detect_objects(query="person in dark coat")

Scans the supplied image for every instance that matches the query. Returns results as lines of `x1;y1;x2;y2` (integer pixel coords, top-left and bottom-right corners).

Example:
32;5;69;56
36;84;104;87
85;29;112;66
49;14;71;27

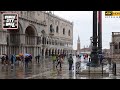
37;55;40;63
10;55;16;65
5;55;9;65
29;55;32;63
68;54;73;70
56;54;62;69
25;56;29;67
1;56;5;65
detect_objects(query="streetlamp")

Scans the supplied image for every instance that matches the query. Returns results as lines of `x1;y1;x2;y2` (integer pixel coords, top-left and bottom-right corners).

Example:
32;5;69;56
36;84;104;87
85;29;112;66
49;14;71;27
98;11;102;55
90;11;99;67
90;37;93;51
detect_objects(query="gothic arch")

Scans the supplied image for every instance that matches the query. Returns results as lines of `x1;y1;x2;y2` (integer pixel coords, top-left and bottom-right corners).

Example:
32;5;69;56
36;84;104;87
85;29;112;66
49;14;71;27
55;48;57;55
114;43;118;49
68;30;70;36
25;24;38;36
58;49;60;55
56;26;59;33
63;28;65;35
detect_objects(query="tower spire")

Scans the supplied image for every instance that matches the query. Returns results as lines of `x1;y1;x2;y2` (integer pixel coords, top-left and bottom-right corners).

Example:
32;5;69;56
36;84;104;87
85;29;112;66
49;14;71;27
77;35;80;52
78;35;80;42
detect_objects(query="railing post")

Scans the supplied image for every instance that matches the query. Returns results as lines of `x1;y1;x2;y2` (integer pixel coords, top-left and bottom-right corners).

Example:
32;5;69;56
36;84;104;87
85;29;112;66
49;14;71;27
102;62;103;75
114;62;116;76
88;58;90;76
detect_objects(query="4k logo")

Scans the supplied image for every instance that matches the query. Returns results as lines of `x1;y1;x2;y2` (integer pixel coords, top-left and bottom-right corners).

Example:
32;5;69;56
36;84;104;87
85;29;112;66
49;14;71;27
2;13;18;29
105;11;113;16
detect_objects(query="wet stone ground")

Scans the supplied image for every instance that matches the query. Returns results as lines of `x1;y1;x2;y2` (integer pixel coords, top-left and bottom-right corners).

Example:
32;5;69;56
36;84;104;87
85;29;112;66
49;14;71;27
0;56;119;79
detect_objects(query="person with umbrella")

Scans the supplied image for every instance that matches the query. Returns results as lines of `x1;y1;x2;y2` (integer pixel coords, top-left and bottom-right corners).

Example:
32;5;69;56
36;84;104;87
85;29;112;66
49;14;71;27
1;55;6;65
24;55;30;68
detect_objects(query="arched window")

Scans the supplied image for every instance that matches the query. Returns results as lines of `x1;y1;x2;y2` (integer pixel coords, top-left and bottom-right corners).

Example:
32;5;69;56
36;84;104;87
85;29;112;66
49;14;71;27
47;39;48;44
56;26;59;33
115;44;118;49
50;24;53;33
42;37;44;44
63;28;65;35
68;30;70;36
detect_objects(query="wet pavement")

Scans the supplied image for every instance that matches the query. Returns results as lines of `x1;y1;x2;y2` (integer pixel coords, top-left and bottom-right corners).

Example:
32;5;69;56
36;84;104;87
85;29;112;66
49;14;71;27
0;56;119;79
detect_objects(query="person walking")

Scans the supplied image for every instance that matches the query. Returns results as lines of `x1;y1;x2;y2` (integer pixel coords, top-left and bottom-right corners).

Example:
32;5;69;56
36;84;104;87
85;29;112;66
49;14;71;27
35;55;38;63
56;55;63;69
52;54;56;65
25;56;29;68
68;54;73;70
1;55;5;65
10;55;16;65
29;54;32;63
5;55;9;65
37;54;40;63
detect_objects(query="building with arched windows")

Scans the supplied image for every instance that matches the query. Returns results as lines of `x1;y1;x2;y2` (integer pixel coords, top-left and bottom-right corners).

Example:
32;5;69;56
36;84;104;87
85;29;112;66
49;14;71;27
0;11;73;58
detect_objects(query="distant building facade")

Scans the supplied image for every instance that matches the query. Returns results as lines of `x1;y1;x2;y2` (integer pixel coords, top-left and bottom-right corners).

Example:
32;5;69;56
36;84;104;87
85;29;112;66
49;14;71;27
110;32;120;61
102;49;110;58
80;46;91;54
0;11;73;57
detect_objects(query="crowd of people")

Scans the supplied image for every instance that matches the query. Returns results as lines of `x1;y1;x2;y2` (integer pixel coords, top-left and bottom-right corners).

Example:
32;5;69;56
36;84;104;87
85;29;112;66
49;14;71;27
0;53;75;72
76;53;89;60
0;54;33;67
51;53;74;71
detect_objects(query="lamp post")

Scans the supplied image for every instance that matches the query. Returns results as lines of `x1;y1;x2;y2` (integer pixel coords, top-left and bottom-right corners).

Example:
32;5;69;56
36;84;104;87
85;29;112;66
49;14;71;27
90;37;93;51
90;11;99;67
98;11;102;55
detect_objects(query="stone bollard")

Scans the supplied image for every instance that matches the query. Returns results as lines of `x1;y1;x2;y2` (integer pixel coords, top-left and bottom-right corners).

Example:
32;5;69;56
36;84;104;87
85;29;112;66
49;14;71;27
112;62;116;76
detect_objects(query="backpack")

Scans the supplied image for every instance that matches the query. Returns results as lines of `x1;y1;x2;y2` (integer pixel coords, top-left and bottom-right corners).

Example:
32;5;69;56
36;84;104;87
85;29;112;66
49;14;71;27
68;57;73;64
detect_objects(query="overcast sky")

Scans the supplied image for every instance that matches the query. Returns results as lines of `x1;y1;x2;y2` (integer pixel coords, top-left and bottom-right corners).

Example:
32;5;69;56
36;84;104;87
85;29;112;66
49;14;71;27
53;11;120;50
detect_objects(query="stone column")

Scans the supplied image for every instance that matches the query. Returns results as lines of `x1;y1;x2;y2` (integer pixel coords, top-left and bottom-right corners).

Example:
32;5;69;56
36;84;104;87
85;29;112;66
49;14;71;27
37;47;39;55
21;34;25;45
22;46;23;54
47;49;49;56
43;48;46;58
9;46;11;55
5;45;6;54
34;47;36;58
55;49;57;55
44;37;46;45
67;50;68;56
110;43;114;60
40;47;42;57
0;45;2;55
36;47;37;56
51;49;53;55
46;38;47;45
39;47;42;56
24;46;26;54
41;37;42;45
53;49;55;54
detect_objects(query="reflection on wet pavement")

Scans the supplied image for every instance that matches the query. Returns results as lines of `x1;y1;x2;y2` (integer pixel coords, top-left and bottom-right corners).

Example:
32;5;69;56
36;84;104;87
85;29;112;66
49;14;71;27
0;56;119;79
